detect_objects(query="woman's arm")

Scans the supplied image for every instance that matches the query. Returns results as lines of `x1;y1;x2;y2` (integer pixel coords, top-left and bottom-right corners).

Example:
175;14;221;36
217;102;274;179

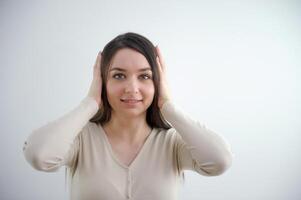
161;101;233;176
23;96;99;172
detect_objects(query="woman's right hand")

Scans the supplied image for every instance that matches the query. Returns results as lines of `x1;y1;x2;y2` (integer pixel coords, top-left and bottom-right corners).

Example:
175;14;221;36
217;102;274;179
87;51;102;108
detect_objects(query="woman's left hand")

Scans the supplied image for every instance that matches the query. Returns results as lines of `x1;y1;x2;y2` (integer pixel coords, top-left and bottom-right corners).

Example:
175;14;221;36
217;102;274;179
156;45;172;109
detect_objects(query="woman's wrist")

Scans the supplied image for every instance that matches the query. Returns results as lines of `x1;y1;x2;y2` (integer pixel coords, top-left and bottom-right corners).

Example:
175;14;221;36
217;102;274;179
158;98;171;110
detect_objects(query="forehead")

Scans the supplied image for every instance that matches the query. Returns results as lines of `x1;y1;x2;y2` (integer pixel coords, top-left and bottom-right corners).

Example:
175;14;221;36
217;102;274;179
110;48;151;71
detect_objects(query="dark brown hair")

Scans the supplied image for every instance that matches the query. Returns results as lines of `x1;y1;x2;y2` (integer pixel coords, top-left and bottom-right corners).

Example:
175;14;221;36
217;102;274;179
89;32;171;129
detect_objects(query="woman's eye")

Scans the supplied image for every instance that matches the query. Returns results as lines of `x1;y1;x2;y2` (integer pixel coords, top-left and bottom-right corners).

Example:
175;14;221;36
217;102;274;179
113;74;125;79
140;74;152;80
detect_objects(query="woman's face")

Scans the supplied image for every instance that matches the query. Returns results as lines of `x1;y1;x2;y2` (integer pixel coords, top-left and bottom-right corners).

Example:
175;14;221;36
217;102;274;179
106;48;155;118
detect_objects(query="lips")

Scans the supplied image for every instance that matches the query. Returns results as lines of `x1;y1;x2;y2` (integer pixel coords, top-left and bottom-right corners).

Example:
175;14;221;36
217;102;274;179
121;99;142;103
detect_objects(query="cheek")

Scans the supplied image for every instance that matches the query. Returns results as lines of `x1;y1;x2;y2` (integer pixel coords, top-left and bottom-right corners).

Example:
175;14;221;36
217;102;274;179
144;83;155;99
106;83;123;100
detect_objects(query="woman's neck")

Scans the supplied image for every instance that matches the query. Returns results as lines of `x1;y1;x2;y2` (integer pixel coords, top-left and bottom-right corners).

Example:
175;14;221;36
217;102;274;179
103;112;152;144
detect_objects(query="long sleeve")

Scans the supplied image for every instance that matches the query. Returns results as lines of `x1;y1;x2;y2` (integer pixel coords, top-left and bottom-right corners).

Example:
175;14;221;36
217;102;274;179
23;96;99;172
161;101;233;176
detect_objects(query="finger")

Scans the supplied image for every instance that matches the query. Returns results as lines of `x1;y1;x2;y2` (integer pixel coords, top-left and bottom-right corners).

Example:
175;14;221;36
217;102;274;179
155;46;166;71
93;51;102;78
94;51;102;69
156;56;163;73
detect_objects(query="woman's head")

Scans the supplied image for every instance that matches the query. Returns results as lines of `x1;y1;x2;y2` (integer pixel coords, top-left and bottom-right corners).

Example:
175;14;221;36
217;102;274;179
90;32;171;129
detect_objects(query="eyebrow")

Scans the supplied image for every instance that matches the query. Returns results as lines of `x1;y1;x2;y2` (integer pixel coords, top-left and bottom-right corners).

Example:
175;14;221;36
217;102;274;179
109;67;152;72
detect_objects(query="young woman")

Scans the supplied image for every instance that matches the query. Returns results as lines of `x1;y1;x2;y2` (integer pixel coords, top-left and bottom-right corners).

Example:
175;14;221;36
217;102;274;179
23;32;233;200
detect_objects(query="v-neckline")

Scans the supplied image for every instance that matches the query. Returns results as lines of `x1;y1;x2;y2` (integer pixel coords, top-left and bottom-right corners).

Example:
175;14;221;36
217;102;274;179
99;125;155;169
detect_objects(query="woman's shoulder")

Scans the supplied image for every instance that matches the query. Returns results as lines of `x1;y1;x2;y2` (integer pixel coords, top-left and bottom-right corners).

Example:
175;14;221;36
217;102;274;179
75;121;100;139
153;127;178;141
155;126;175;133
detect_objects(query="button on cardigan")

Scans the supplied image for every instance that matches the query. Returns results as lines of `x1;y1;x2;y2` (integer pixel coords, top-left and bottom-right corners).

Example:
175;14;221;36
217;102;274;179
23;97;233;200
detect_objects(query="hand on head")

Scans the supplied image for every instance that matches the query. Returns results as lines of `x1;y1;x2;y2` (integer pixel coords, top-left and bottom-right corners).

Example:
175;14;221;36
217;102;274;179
87;51;103;108
156;45;171;109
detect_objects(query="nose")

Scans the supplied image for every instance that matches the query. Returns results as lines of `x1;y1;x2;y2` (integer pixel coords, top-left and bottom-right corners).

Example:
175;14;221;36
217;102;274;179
124;77;139;94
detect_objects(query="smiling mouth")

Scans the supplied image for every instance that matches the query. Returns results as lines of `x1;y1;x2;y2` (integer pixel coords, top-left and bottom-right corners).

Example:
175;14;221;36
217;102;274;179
120;99;143;103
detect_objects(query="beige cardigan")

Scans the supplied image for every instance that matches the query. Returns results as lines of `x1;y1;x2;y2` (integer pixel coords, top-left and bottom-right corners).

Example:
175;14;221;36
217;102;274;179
23;97;233;200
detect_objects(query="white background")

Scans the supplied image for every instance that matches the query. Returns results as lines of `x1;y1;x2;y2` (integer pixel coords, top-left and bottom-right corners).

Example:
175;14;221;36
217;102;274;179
0;0;300;199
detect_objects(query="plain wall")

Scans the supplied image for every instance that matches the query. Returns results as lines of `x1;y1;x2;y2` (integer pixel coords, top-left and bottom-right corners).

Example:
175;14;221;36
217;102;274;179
0;0;300;199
